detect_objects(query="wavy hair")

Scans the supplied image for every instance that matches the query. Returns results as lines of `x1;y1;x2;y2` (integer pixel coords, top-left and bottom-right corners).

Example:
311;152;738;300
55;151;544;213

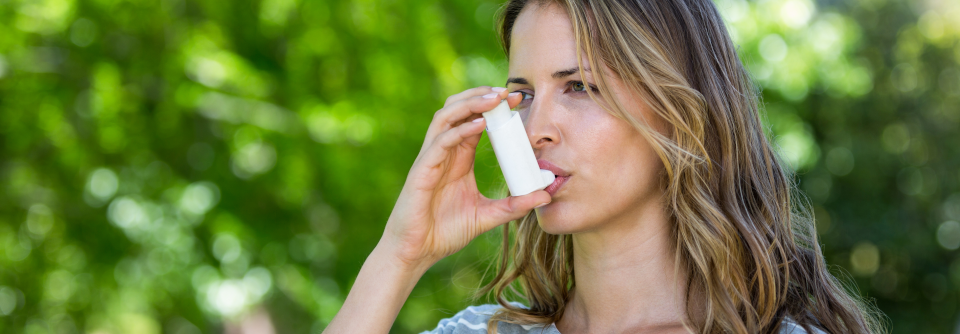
474;0;885;333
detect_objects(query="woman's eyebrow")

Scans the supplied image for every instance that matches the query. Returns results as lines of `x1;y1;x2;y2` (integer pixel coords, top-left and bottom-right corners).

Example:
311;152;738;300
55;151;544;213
551;67;578;79
552;66;590;79
505;67;593;86
506;77;529;85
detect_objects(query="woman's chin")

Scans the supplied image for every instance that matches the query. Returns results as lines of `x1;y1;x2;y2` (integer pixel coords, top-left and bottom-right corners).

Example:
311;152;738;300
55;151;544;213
535;204;585;235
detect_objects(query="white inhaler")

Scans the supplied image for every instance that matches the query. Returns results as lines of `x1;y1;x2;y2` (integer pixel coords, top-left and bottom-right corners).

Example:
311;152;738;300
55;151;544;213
482;99;556;196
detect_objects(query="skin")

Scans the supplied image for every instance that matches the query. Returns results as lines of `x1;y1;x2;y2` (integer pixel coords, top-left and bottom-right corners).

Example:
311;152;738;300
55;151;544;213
509;3;688;333
326;2;688;334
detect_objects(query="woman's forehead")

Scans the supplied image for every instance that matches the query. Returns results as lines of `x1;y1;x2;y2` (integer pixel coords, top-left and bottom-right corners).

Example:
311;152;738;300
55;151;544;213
508;2;580;79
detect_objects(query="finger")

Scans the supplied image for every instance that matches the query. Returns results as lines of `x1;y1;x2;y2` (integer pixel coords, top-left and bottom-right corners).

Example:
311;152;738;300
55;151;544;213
461;123;485;148
505;91;523;109
477;190;552;231
417;87;505;161
435;89;508;129
442;86;502;108
417;116;487;170
425;90;508;145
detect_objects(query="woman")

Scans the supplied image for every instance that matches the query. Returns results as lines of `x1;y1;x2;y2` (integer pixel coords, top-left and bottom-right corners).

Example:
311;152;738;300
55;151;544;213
325;0;884;333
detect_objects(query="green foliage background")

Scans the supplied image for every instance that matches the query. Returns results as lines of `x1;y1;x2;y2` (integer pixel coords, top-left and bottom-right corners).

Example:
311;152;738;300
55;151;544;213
0;0;958;332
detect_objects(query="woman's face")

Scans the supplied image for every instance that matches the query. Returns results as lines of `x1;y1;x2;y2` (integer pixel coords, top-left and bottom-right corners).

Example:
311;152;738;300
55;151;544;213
509;2;665;234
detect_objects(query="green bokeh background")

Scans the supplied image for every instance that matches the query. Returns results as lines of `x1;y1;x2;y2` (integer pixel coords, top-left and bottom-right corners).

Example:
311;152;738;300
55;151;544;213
0;0;959;332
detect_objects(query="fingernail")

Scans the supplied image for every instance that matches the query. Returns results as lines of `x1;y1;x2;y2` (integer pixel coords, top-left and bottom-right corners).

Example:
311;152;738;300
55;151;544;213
472;117;484;123
491;87;506;92
482;93;499;99
535;202;549;208
508;92;520;97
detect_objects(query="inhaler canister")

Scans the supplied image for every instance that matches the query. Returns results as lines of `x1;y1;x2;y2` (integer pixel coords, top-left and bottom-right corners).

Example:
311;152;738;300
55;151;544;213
482;100;556;196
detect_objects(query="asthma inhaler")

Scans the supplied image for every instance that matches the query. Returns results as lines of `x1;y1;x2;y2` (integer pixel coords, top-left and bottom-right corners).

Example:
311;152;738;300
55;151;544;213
482;99;556;196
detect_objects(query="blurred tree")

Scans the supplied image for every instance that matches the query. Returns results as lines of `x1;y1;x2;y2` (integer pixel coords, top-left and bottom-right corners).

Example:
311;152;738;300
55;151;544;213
0;0;957;333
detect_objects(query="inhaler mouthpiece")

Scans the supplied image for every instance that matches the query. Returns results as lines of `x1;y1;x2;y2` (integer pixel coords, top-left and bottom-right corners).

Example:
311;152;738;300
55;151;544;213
482;100;556;196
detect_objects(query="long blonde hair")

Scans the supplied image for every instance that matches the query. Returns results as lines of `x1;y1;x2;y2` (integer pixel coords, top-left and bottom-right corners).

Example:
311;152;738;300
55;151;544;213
475;0;885;333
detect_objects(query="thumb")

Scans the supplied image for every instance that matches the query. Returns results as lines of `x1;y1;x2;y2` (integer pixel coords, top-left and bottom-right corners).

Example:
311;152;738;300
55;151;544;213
478;190;552;231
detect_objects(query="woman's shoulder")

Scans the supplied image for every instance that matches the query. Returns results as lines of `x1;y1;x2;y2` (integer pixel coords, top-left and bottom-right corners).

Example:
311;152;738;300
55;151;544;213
780;317;828;334
419;303;823;334
419;302;560;334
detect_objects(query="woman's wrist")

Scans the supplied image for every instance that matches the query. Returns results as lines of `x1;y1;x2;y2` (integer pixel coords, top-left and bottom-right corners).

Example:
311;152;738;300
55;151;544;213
371;239;437;277
324;241;434;333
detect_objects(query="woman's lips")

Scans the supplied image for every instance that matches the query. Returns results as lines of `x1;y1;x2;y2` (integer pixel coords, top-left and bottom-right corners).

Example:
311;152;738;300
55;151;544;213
536;159;570;198
544;175;569;197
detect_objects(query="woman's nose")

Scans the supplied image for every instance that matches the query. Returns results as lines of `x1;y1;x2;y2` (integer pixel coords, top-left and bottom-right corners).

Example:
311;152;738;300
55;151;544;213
524;95;560;151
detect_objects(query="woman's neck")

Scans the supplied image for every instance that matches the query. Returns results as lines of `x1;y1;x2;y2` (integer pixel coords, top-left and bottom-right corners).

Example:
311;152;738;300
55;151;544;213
556;199;690;334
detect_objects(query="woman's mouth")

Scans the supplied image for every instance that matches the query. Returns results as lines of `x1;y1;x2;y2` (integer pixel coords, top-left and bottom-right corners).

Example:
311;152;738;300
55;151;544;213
537;159;571;198
544;175;569;196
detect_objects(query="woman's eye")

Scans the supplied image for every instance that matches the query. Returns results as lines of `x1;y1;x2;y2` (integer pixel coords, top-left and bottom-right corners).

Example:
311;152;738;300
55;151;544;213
572;81;586;92
518;91;533;100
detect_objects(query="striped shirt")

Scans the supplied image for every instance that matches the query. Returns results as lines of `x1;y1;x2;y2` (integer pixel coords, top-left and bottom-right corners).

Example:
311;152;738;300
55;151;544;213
421;303;827;334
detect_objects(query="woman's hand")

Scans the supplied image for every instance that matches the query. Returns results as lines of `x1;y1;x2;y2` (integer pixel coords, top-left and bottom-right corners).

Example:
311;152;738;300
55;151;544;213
324;87;551;334
381;86;552;270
